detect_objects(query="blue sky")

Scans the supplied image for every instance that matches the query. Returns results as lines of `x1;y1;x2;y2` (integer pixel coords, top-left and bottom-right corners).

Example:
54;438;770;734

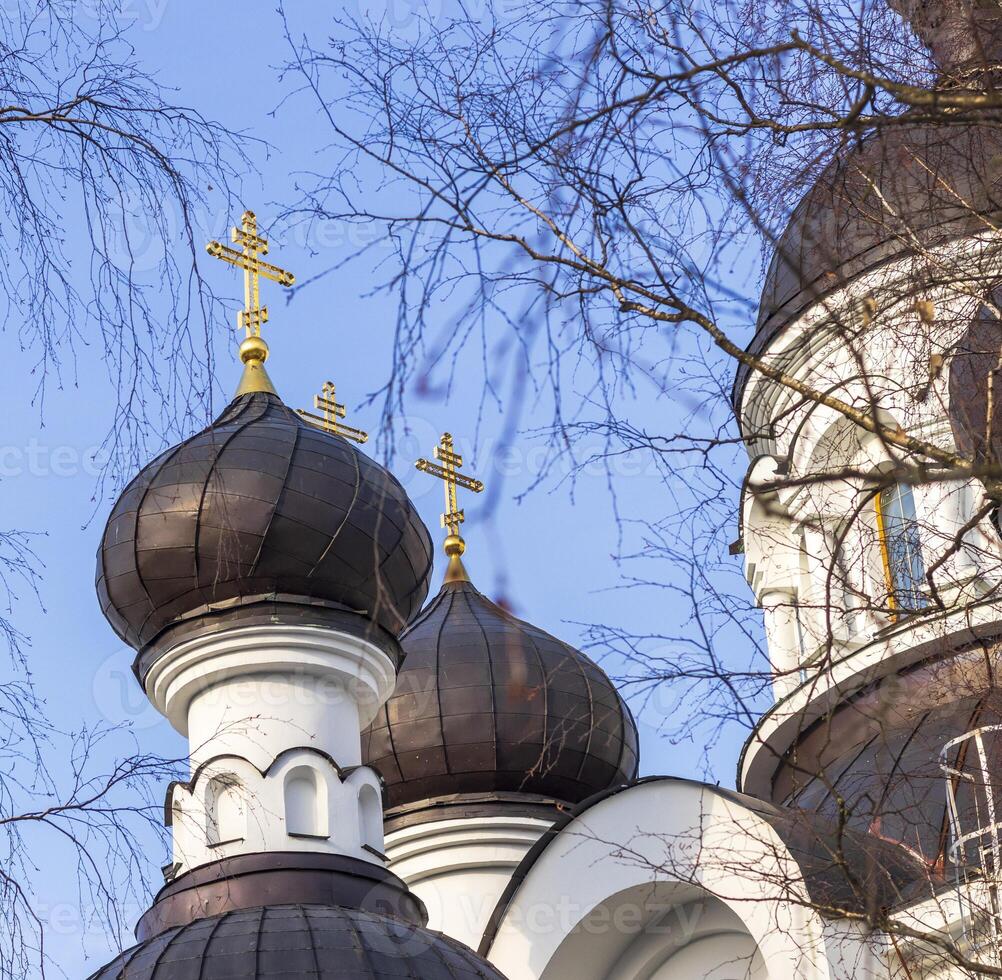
3;2;765;975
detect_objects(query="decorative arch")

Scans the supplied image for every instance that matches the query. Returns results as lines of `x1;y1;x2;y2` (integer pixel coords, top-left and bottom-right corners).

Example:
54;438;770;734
483;779;847;980
205;775;245;846
357;782;382;851
284;765;329;838
542;883;767;980
791;409;918;638
799;409;866;480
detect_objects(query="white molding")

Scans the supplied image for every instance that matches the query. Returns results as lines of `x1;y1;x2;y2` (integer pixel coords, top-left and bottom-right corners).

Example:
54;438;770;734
386;815;553;883
484;780;847;979
741;599;1002;796
144;623;397;734
143;624;396;877
384;814;553;950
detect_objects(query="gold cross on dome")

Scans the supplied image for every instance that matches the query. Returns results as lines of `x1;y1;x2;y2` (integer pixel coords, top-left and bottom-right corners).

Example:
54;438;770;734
297;381;369;444
206;210;295;338
416;433;484;557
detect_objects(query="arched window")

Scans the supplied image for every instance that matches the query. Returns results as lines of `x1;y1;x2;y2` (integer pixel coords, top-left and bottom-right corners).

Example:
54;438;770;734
358;783;382;851
285;766;328;838
206;776;245;846
876;483;927;612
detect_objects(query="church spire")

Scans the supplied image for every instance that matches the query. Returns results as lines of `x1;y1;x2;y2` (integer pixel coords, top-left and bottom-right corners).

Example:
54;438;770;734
415;431;484;584
206;209;296;396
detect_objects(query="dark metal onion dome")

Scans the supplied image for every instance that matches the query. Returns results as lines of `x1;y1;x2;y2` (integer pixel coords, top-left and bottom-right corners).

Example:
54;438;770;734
746;0;1002;377
96;389;433;655
87;905;507;980
362;577;640;813
755;122;1002;340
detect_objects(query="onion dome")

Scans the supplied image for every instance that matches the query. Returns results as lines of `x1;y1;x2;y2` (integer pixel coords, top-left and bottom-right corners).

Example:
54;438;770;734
362;575;640;816
96;350;433;658
364;428;639;819
88;904;506;980
749;0;1002;360
755;123;1002;341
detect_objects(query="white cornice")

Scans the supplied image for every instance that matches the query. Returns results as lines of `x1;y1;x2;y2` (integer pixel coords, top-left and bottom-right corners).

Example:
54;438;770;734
144;623;397;733
740;601;1002;796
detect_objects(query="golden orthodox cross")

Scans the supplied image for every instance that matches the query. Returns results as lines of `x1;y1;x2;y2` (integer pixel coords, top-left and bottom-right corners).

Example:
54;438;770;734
416;433;484;557
206;210;295;338
297;381;369;444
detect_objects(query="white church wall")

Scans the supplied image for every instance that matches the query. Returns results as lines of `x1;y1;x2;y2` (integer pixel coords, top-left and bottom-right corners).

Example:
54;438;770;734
484;780;860;980
283;765;327;838
147;624;398;876
887;890;976;978
205;773;246;846
357;782;383;851
143;625;397;771
548;888;768;980
739;240;1002;703
740;597;1002;796
166;748;387;874
384;813;554;951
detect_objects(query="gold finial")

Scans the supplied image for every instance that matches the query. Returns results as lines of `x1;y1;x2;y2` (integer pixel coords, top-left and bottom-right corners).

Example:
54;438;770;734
297;381;369;444
416;432;485;583
206;210;295;395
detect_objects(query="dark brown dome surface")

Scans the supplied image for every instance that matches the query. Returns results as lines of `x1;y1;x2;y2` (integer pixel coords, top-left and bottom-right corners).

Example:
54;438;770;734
87;904;506;980
756;648;1002;864
738;0;1002;412
758;121;1002;338
96;390;433;654
733;118;1002;415
362;579;639;810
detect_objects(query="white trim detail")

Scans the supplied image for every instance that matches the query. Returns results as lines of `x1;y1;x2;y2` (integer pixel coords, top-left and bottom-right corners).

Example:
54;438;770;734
741;601;1002;796
483;780;882;979
385;814;554;951
144;624;397;735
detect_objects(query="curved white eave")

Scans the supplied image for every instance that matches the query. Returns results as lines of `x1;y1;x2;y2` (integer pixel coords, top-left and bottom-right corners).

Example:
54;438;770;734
144;623;398;734
480;777;839;980
738;600;1002;798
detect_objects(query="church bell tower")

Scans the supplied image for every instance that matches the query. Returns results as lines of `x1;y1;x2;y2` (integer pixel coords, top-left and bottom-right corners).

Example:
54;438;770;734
735;0;1002;954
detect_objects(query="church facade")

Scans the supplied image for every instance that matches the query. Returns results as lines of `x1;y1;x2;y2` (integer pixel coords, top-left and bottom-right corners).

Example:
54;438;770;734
84;1;1002;974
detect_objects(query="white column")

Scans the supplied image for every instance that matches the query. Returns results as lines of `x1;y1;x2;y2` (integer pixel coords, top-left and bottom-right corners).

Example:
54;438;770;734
760;589;802;701
925;478;984;587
